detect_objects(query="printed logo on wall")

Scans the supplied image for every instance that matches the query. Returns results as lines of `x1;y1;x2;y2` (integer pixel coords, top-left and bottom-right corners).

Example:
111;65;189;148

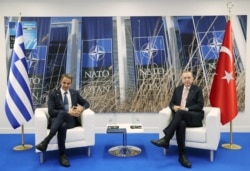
89;44;106;62
9;21;37;49
133;36;166;65
82;38;112;70
81;38;113;94
130;16;168;94
26;46;47;107
133;36;167;91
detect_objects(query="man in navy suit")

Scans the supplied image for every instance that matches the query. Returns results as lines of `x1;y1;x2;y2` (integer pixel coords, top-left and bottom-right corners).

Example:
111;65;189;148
151;71;204;168
36;74;89;167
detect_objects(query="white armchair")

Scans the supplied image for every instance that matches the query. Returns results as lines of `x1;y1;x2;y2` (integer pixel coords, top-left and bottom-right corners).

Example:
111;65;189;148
34;108;95;163
158;107;221;162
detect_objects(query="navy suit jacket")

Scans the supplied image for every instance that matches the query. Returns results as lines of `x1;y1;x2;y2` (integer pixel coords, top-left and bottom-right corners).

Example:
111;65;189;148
169;84;204;125
48;88;90;118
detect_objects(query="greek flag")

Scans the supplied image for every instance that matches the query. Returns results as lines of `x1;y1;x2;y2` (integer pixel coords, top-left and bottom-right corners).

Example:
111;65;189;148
5;21;33;129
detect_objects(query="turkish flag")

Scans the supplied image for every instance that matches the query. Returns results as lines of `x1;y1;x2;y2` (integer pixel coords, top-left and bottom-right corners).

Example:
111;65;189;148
209;20;238;125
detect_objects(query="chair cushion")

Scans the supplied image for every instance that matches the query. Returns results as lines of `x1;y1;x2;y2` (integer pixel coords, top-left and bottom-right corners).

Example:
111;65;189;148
48;126;86;144
172;126;207;143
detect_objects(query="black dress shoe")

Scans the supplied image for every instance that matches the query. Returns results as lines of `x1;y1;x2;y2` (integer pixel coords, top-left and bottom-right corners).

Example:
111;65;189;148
178;154;192;168
59;154;70;167
150;137;169;149
35;140;48;152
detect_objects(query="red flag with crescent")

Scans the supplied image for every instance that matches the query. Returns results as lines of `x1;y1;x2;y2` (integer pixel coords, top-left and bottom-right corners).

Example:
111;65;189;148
209;20;238;125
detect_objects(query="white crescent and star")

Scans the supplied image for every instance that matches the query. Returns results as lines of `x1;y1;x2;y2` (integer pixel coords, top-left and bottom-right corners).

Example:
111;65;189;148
219;45;234;84
222;71;234;84
220;46;233;63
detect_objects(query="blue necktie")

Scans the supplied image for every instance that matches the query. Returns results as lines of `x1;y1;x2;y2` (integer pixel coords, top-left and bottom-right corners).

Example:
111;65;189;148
64;92;69;111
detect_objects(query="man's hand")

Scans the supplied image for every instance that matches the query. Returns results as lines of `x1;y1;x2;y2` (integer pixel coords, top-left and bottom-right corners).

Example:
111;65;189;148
74;105;84;113
173;105;180;112
173;105;187;112
68;105;84;117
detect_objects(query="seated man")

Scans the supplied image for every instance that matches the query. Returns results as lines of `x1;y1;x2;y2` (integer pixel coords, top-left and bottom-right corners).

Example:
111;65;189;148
35;74;90;167
151;71;204;168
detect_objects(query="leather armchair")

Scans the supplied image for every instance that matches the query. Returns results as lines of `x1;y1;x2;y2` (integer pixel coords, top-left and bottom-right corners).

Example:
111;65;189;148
158;107;221;162
34;108;95;163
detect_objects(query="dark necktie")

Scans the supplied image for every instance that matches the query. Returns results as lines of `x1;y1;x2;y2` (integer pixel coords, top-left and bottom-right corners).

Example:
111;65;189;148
64;91;69;111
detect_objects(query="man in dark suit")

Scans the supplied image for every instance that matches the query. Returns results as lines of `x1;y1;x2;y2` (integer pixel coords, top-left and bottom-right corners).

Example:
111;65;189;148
35;74;90;167
151;71;204;168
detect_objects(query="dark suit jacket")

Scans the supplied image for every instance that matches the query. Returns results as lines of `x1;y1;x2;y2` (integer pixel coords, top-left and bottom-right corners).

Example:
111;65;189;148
48;88;90;118
169;84;204;126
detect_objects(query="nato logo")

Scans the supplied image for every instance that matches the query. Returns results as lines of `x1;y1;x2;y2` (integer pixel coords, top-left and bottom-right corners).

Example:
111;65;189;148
197;31;224;60
82;39;112;68
26;46;47;75
141;42;158;59
133;36;167;65
89;45;106;62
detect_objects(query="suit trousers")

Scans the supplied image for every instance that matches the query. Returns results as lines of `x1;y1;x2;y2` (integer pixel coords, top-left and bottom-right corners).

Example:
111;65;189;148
163;110;203;152
48;111;76;154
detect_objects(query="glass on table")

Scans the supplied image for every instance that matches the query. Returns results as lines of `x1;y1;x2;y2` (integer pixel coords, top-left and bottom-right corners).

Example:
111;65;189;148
107;113;119;129
131;115;142;129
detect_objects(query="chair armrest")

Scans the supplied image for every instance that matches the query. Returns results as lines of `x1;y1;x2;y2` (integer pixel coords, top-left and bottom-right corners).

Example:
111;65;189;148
34;108;49;146
204;107;221;150
158;107;172;138
80;108;95;144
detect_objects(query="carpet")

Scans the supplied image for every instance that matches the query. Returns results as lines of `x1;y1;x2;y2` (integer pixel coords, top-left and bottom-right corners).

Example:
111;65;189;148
0;133;249;171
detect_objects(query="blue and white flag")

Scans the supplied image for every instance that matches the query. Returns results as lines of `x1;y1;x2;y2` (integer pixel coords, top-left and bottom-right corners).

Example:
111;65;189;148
5;21;34;129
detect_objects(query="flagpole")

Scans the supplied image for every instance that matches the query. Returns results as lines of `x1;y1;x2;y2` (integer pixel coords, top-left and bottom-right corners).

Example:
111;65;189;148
222;121;241;150
220;1;241;151
9;12;33;151
13;125;33;151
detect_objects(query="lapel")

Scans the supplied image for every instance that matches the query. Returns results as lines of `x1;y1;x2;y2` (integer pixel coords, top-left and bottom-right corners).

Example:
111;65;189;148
177;85;184;103
55;89;64;105
186;85;194;101
68;89;76;104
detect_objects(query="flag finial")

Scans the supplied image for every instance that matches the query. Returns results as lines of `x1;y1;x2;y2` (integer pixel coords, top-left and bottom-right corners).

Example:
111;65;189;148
227;1;234;20
18;12;22;22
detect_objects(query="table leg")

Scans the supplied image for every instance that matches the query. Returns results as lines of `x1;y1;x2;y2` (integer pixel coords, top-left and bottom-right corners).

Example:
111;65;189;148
108;132;141;157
